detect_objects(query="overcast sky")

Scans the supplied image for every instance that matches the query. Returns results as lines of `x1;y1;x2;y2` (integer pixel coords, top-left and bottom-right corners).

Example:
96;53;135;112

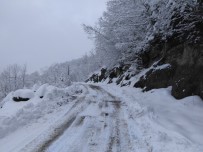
0;0;107;73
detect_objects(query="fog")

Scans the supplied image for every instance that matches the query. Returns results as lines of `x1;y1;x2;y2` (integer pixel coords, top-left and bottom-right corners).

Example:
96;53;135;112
0;0;107;73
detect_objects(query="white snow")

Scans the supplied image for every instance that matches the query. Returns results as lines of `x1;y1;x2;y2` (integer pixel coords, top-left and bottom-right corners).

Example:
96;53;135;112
32;84;40;92
0;83;202;152
35;84;49;98
102;84;203;145
154;63;171;70
13;89;34;99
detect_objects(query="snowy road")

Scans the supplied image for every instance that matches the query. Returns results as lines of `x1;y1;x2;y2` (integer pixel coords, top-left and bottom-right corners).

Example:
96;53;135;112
0;83;203;152
46;85;133;152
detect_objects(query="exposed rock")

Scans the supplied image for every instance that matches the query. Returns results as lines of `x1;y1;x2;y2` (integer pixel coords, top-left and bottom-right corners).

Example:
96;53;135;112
86;73;99;83
135;43;203;100
86;5;203;100
106;64;131;84
86;64;131;84
99;68;107;82
134;5;203;100
13;97;30;102
86;68;107;83
134;65;176;91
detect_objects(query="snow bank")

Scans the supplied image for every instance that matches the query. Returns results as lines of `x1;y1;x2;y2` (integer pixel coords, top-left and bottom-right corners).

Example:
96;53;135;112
32;84;40;92
0;83;202;152
100;84;203;147
13;89;34;100
0;83;85;140
35;84;49;98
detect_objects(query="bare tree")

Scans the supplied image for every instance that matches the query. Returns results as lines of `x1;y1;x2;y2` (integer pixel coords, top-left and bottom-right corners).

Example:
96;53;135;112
21;64;27;88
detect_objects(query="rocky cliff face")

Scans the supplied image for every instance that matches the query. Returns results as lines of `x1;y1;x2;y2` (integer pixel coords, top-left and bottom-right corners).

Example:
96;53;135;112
135;42;203;100
134;6;203;100
86;5;203;100
86;42;203;100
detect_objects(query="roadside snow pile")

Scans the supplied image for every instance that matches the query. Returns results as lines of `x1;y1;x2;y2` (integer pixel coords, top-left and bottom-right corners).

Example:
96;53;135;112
100;84;203;148
0;83;202;152
35;84;49;98
32;84;40;92
0;84;84;139
13;89;34;102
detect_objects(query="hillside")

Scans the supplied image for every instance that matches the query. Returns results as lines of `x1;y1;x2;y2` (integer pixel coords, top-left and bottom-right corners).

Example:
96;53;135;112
86;0;203;100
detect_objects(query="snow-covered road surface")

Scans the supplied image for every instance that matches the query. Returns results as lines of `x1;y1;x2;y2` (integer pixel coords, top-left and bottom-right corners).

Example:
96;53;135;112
0;83;203;152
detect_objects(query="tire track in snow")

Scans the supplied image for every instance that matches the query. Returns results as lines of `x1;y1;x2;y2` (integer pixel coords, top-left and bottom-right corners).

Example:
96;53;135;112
106;101;121;152
42;84;124;152
88;84;133;152
43;84;143;152
36;116;76;152
92;85;144;152
2;84;202;152
20;84;159;152
44;85;114;152
20;84;91;152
